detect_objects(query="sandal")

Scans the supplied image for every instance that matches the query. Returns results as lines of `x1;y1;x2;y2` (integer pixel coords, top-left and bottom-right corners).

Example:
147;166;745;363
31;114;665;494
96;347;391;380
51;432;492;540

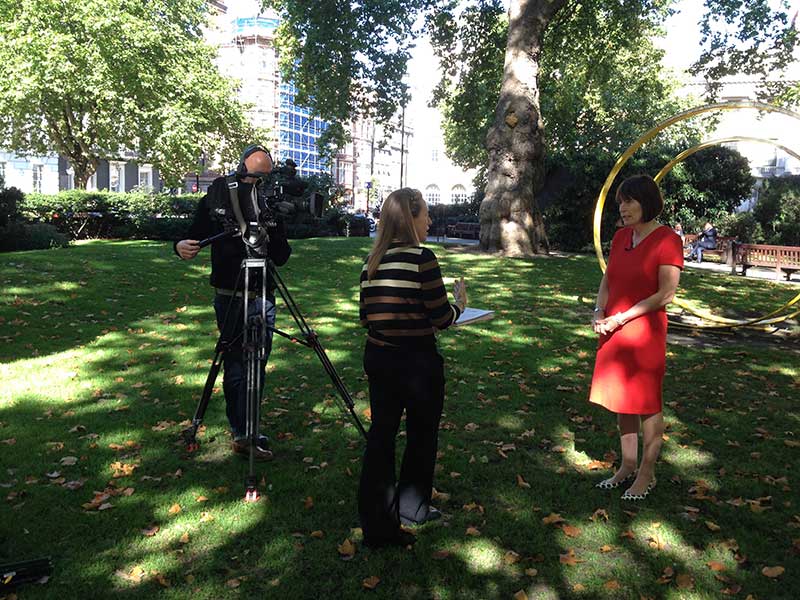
621;478;657;501
595;470;636;490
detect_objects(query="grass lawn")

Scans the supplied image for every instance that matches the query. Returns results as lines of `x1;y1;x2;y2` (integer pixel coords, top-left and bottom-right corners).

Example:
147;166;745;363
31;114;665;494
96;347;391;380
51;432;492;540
1;238;798;600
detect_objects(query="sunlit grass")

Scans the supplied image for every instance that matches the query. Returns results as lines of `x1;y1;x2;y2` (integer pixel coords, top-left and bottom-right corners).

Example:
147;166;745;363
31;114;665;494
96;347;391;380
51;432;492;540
1;239;798;599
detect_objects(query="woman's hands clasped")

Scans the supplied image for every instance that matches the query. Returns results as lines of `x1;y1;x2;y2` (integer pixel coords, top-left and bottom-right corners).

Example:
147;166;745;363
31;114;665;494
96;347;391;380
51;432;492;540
453;277;468;312
592;311;625;335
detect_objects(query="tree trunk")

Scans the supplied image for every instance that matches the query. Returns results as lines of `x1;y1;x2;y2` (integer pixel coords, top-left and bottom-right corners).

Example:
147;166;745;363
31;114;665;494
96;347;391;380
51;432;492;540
479;0;564;255
45;108;98;189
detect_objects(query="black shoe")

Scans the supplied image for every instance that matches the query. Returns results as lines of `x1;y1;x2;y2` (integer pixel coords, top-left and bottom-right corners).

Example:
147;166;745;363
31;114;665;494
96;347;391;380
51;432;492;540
232;436;273;461
363;530;417;549
400;507;442;526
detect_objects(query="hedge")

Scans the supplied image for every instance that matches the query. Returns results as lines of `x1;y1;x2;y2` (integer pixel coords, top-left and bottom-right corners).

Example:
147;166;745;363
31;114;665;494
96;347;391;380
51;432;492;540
20;191;202;240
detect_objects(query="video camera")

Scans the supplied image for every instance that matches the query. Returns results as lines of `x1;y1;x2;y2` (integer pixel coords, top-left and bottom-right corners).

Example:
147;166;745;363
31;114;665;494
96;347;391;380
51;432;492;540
250;159;325;220
202;158;327;256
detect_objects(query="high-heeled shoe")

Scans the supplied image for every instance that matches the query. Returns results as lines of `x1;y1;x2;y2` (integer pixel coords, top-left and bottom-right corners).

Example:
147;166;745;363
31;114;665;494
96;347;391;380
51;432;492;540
595;470;636;490
621;477;657;501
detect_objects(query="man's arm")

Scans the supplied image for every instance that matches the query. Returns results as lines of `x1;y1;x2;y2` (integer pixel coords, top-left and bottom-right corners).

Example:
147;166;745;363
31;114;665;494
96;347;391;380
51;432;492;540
174;192;213;260
267;218;292;266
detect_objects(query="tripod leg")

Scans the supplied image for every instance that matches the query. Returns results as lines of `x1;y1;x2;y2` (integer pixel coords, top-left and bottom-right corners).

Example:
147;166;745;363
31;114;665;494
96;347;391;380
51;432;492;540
181;267;246;453
182;349;224;452
267;262;368;440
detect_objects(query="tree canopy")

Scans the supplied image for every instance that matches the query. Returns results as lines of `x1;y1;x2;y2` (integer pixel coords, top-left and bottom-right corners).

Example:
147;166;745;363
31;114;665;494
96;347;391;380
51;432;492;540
0;0;260;188
268;0;797;253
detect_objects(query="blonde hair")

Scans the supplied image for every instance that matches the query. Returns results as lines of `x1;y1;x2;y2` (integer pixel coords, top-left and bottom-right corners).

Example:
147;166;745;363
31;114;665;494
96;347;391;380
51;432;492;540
366;188;425;280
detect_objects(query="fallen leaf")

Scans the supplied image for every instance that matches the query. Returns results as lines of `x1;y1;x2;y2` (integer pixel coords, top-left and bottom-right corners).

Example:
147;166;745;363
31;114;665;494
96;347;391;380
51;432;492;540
513;591;528;600
586;460;612;470
604;580;621;590
179;532;190;544
168;503;182;515
362;576;380;590
516;474;531;489
503;551;520;565
466;526;481;536
338;538;356;559
559;548;584;566
59;456;78;466
199;511;214;523
304;496;314;510
706;521;721;532
226;578;241;588
525;568;538;576
572;584;585;592
116;565;146;583
141;525;160;537
707;561;726;572
676;574;694;590
542;513;564;526
600;544;614;553
196;495;208;503
762;566;785;578
432;550;450;560
561;525;581;538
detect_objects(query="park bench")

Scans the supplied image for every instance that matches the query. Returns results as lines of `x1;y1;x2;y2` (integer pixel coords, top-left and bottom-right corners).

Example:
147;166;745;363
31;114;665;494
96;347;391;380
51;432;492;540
447;222;480;239
734;243;800;281
684;234;736;264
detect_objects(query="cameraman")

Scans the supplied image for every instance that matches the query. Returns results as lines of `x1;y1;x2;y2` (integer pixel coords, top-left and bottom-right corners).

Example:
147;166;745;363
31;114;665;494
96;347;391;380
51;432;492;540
174;145;291;460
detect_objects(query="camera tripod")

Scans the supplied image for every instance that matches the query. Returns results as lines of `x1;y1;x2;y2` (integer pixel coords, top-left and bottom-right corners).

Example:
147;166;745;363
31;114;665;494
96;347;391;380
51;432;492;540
181;251;367;502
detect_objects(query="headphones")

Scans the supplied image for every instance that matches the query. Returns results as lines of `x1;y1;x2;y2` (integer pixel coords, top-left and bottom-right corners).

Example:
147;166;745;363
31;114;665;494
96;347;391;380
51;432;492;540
236;144;273;177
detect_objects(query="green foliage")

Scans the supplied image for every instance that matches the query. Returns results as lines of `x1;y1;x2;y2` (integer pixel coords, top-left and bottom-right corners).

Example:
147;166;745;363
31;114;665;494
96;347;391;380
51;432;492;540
0;0;260;188
693;0;798;99
429;0;506;170
429;0;710;174
268;0;429;150
20;191;201;239
661;146;755;226
543;145;754;251
0;221;68;251
716;211;764;243
754;175;800;246
0;185;23;227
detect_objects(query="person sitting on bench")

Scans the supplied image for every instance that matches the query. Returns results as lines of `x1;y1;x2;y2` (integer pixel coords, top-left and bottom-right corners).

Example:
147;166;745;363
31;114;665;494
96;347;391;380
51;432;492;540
687;222;717;263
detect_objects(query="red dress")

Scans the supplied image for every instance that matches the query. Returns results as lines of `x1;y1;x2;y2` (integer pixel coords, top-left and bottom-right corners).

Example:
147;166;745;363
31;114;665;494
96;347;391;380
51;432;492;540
589;225;684;414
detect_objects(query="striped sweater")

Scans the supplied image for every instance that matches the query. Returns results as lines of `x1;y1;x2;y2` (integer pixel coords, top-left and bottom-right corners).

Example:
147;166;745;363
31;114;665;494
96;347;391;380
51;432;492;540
359;244;461;347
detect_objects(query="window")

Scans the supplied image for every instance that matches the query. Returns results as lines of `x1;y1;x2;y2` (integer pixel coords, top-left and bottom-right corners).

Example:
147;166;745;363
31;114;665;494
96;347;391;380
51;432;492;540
109;162;125;192
0;161;6;183
65;167;74;190
431;148;439;163
138;165;153;191
425;184;440;206
32;164;43;193
337;162;349;185
87;172;97;191
451;185;467;203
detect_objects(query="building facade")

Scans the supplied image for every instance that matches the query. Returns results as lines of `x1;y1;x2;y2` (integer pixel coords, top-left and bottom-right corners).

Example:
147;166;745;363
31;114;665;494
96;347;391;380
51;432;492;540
0;151;160;194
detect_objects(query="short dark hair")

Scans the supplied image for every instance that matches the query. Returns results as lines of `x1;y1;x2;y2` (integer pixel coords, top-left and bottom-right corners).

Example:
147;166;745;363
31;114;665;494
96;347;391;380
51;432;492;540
616;175;664;222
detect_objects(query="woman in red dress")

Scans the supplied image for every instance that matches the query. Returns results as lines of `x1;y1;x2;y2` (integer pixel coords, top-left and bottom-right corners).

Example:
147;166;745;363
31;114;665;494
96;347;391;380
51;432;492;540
589;175;683;500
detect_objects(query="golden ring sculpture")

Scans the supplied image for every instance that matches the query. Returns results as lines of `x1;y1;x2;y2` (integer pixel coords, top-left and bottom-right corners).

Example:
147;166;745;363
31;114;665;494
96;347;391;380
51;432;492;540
654;136;800;326
593;101;800;329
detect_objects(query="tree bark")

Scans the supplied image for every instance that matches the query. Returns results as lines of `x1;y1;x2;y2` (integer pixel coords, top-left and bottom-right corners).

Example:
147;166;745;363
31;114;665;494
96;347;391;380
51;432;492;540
479;0;564;255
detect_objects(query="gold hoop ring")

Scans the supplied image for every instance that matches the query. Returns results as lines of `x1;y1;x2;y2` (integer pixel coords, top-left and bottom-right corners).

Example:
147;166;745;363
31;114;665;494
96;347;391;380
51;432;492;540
593;101;800;329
